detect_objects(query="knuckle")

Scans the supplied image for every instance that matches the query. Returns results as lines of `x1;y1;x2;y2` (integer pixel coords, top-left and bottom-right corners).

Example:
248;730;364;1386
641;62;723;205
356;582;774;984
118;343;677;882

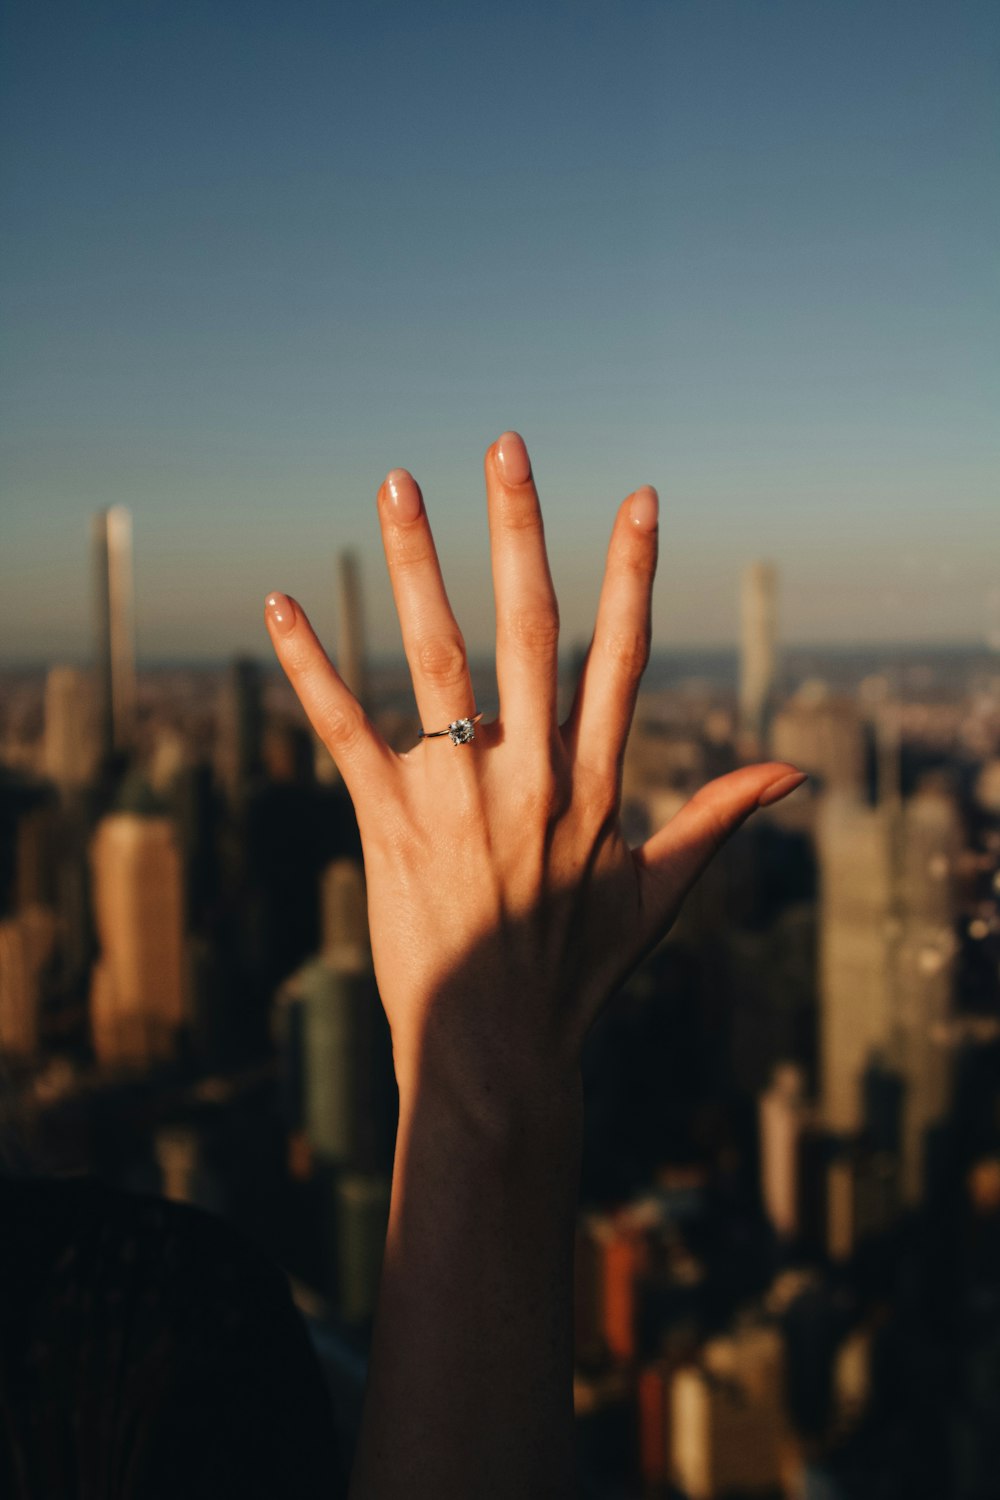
512;778;558;829
602;627;650;678
616;533;657;581
498;491;544;534
387;533;435;574
507;604;560;658
416;633;468;687
513;752;567;823
689;788;731;851
321;699;367;753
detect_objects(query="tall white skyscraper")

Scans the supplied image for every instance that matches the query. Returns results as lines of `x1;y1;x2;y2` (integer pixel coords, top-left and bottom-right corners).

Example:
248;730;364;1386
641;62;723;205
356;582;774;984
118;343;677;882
818;792;897;1135
92;506;137;758
739;561;778;752
818;779;962;1205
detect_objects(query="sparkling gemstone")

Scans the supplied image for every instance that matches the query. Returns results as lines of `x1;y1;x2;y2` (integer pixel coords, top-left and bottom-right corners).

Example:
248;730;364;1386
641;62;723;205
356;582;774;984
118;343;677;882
448;718;475;745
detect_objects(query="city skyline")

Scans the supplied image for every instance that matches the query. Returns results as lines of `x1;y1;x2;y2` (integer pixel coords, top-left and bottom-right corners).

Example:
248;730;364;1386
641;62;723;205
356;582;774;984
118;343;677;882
2;1;998;660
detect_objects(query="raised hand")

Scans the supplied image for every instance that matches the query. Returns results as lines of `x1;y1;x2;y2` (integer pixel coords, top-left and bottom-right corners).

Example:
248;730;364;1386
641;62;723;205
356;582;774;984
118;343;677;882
264;431;804;1126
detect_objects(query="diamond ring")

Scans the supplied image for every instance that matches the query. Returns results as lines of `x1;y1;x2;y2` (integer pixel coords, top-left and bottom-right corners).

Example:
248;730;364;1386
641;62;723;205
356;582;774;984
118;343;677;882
418;712;484;746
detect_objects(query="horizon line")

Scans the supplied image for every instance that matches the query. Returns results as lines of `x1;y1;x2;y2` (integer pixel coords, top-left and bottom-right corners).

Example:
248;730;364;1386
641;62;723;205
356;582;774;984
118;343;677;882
1;639;998;674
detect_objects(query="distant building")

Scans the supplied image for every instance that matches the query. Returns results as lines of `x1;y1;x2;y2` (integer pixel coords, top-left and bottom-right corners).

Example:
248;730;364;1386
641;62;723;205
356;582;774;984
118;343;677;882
894;783;962;1203
217;656;264;801
154;1124;200;1203
336;551;368;711
739;562;778;754
818;794;896;1135
279;885;394;1176
818;780;962;1206
92;506;137;759
759;1064;810;1240
334;1172;391;1324
0;906;56;1057
771;683;866;798
44;666;98;790
89;814;188;1066
671;1325;788;1499
320;857;370;967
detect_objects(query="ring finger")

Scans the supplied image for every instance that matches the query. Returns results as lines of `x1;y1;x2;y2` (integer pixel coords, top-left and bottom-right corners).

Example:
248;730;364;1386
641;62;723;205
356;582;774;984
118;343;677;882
377;468;478;743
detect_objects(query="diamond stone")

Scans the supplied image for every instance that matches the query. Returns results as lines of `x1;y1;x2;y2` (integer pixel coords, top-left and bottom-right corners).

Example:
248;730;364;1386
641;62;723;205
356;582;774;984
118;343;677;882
448;718;476;745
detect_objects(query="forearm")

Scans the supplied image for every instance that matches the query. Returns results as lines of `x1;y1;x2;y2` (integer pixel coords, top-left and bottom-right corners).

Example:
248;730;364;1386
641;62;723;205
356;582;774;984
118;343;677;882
348;1069;583;1500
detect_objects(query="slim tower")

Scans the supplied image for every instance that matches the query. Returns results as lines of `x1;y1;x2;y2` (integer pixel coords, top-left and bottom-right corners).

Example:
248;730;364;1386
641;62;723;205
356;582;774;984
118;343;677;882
336;551;368;711
739;561;778;752
217;656;264;801
93;506;137;758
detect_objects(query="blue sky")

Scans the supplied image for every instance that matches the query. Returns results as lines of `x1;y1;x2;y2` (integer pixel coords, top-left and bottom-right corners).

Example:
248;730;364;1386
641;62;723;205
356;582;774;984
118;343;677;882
2;0;998;662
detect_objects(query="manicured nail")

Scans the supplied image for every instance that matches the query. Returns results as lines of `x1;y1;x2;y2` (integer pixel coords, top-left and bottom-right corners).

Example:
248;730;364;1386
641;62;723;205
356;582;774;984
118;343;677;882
385;468;421;523
496;431;531;486
757;770;808;808
265;592;296;636
629;486;659;531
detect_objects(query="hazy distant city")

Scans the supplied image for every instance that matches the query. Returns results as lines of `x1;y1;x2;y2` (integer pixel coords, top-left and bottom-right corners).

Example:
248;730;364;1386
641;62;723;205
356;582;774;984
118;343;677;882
0;503;998;1499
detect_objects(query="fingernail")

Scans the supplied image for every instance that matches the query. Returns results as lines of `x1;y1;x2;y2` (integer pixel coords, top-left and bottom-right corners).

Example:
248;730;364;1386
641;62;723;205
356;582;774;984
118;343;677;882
757;770;808;808
385;468;421;522
495;431;531;486
629;486;659;531
265;592;296;636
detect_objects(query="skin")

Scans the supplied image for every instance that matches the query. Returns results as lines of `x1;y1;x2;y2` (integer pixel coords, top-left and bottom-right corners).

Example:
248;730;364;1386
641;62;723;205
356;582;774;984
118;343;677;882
264;431;806;1498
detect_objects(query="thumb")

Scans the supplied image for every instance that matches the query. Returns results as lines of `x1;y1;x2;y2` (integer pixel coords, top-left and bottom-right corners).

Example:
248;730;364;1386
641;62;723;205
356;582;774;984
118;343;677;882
632;761;808;931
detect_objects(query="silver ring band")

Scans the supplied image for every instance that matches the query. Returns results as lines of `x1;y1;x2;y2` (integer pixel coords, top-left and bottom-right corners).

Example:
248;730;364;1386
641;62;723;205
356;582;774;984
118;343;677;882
418;712;484;746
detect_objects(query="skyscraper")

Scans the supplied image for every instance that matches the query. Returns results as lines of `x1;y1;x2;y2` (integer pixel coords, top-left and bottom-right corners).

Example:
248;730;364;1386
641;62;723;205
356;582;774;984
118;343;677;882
739;561;778;753
771;682;866;798
759;1063;810;1240
671;1326;787;1499
0;907;56;1057
817;768;963;1212
92;506;137;759
89;813;188;1066
894;782;962;1203
818;793;896;1135
217;656;263;802
336;551;368;711
44;666;99;790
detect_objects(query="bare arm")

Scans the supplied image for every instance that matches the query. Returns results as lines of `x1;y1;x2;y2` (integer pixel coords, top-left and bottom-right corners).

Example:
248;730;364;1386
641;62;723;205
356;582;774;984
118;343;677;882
265;432;807;1498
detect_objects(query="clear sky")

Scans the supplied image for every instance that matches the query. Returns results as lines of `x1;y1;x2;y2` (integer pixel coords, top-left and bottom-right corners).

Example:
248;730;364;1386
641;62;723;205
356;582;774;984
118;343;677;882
2;0;998;664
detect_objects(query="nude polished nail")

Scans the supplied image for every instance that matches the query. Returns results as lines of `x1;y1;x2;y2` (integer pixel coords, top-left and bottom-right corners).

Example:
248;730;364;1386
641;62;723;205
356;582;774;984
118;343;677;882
386;469;421;522
629;486;659;531
265;592;296;636
496;431;531;486
757;770;808;808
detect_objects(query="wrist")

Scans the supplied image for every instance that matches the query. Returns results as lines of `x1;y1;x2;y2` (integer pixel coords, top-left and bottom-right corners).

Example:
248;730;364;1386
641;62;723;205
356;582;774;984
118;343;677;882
395;1049;584;1172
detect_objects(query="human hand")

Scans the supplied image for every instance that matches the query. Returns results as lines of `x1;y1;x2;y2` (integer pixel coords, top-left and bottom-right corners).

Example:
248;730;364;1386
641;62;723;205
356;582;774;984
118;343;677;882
264;433;805;1133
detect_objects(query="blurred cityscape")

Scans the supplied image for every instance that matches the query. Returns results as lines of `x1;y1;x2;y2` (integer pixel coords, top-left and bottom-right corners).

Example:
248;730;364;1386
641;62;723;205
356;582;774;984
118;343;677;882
2;511;1000;1499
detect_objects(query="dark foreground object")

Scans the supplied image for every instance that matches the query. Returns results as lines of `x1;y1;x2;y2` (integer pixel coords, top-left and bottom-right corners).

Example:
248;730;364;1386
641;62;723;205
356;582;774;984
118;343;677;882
0;1175;344;1499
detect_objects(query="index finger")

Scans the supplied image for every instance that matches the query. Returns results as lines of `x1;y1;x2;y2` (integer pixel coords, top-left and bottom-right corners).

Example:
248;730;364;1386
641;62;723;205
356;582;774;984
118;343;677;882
264;591;395;804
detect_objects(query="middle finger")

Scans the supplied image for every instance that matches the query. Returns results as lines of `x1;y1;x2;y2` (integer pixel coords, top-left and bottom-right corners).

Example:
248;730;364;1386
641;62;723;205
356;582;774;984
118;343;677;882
485;431;560;738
